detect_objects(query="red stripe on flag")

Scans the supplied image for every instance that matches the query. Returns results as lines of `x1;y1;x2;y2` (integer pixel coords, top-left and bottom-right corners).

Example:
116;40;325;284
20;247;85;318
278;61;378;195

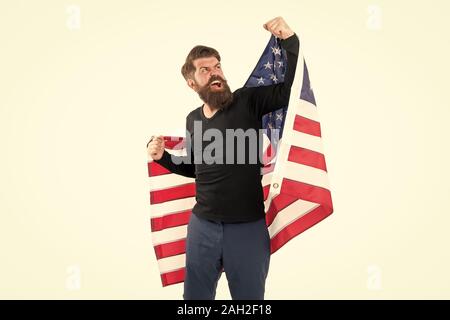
265;193;298;227
150;183;196;204
154;239;186;259
151;210;192;232
263;184;270;201
293;114;322;137
261;162;275;175
288;145;328;171
280;178;333;209
161;268;185;287
270;204;332;254
163;137;186;150
262;143;276;165
148;161;172;177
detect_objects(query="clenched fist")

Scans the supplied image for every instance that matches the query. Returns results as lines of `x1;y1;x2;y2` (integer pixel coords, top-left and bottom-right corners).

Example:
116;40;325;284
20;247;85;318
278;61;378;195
263;16;295;40
147;135;165;161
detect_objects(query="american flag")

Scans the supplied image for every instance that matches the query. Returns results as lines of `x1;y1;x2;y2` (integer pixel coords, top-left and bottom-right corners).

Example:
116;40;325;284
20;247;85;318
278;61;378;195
147;35;333;287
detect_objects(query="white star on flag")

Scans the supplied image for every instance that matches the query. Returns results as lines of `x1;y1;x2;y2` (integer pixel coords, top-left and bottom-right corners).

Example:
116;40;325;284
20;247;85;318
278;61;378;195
269;73;278;83
271;46;282;55
264;61;273;69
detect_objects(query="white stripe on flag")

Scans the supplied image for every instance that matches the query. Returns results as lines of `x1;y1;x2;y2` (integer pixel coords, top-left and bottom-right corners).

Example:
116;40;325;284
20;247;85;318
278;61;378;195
151;224;187;246
289;130;324;155
149;173;194;191
157;253;186;274
283;161;330;190
150;197;196;218
166;148;188;157
262;133;271;151
268;198;319;238
261;172;273;187
292;98;320;122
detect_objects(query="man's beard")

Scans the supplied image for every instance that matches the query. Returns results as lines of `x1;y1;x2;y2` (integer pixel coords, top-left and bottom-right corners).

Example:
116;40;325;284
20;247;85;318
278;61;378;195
196;75;234;111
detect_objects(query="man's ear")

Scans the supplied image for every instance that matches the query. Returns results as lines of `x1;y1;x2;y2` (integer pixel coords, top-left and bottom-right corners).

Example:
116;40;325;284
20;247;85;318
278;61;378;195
187;78;197;91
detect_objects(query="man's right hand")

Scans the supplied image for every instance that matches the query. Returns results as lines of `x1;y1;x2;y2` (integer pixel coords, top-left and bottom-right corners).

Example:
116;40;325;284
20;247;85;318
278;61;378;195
147;135;165;161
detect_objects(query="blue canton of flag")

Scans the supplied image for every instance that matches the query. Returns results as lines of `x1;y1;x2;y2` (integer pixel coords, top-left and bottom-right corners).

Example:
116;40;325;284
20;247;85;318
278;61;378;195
244;36;289;151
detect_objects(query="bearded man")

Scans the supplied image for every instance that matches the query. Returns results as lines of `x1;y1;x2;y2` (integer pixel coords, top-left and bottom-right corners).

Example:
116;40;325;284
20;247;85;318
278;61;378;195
147;16;299;300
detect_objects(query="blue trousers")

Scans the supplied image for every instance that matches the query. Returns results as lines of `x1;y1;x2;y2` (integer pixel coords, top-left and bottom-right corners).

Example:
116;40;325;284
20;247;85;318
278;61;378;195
183;213;271;300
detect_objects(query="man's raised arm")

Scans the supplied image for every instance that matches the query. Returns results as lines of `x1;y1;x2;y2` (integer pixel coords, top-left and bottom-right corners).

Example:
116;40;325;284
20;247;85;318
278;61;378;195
249;17;300;118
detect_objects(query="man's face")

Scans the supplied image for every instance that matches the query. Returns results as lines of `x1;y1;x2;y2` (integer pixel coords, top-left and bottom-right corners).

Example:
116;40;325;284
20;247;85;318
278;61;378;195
189;56;233;111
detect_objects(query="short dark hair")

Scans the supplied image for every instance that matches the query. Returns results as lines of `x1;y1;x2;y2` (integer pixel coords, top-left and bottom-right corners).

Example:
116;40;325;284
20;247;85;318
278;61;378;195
181;45;221;80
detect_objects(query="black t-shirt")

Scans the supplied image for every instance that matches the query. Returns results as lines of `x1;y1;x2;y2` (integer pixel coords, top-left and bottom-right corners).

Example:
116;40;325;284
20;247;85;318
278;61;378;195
154;33;300;223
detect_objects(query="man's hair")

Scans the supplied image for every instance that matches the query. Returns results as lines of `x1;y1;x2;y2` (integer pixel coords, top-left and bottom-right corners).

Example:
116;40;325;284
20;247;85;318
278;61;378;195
181;45;221;81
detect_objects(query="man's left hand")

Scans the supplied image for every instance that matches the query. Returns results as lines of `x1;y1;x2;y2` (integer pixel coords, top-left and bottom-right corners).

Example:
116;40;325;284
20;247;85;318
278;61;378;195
263;16;295;40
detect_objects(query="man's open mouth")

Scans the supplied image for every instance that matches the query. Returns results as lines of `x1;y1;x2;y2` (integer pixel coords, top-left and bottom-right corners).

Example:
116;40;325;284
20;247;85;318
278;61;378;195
210;80;223;89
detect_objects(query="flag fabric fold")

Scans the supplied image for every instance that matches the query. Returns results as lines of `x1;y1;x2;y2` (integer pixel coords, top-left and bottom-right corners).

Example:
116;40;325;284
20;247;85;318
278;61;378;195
147;35;333;287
